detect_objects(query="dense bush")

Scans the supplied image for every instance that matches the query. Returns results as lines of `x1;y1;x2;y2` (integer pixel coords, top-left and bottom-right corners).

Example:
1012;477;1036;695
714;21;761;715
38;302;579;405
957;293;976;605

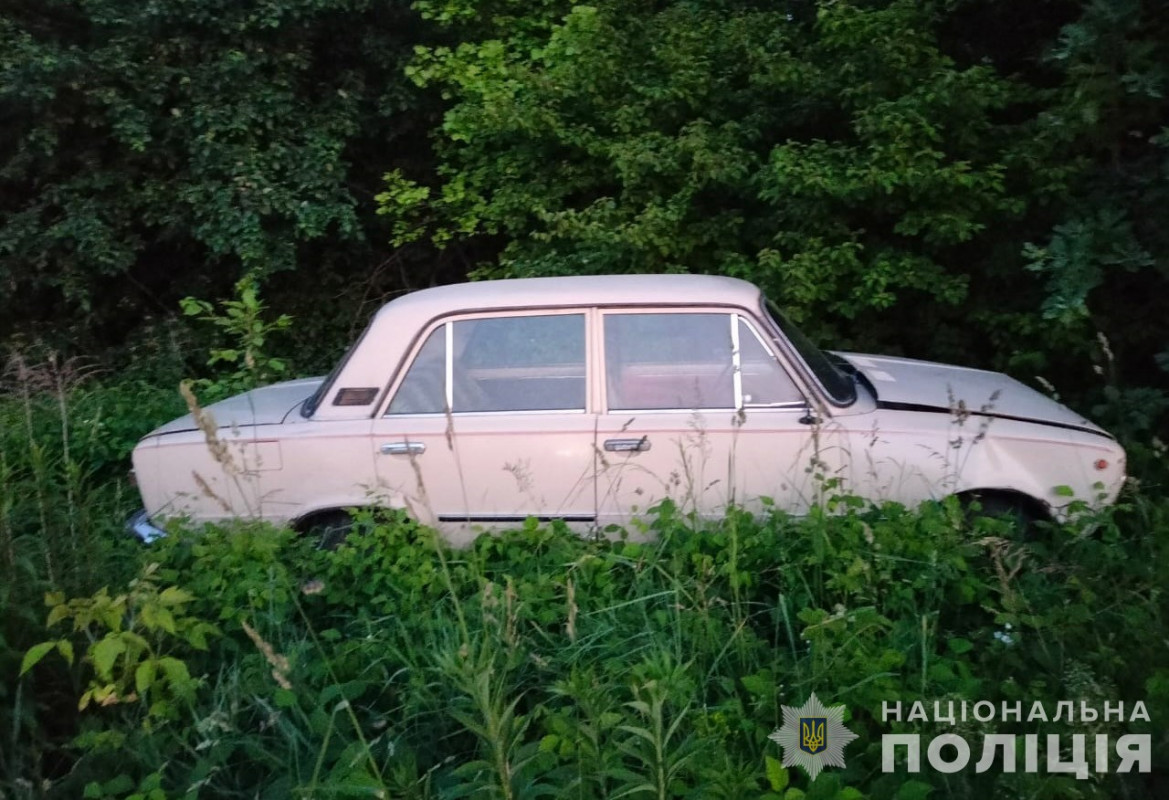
3;0;1169;408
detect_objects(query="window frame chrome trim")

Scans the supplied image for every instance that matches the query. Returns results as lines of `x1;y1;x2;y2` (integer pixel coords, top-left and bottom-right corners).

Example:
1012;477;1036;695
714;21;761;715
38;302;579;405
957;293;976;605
444;321;453;413
730;313;743;410
736;314;808;409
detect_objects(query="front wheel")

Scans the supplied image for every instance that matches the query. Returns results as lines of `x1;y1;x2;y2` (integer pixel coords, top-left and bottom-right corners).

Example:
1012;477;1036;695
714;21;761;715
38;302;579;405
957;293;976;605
298;511;356;551
960;492;1046;540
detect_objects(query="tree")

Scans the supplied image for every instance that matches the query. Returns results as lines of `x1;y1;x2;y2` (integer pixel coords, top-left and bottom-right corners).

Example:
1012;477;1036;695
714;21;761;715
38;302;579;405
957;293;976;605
0;0;440;353
381;1;1054;350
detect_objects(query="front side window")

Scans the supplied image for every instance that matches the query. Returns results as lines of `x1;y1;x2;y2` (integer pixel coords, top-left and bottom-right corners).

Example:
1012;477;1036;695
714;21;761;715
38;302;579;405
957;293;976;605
604;312;802;411
387;313;587;414
737;317;804;407
605;313;735;410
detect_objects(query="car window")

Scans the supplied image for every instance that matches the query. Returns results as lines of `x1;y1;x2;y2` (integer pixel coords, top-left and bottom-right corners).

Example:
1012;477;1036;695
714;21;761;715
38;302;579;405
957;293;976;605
605;313;735;410
738;317;804;407
387;314;586;414
764;298;856;405
603;313;802;411
453;315;586;412
387;325;447;414
458;315;583;369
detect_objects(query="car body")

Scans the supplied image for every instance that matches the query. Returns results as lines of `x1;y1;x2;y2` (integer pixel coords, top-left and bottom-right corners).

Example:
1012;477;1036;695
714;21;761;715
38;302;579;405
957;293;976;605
129;274;1126;544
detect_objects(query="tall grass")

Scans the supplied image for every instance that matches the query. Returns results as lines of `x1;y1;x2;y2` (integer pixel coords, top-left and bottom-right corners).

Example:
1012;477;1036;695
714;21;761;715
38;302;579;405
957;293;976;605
0;346;187;796
6;491;1163;799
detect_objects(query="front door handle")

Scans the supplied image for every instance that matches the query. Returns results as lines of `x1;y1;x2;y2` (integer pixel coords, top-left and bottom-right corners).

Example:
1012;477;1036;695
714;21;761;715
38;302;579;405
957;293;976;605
381;441;426;456
604;437;651;453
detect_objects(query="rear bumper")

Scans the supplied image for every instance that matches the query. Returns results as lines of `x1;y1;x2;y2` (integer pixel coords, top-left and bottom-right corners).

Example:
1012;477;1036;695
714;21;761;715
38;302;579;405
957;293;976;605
126;509;166;544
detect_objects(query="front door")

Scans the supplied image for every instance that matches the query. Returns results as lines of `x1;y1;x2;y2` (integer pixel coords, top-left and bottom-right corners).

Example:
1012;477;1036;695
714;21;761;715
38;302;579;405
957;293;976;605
372;311;596;544
595;309;829;531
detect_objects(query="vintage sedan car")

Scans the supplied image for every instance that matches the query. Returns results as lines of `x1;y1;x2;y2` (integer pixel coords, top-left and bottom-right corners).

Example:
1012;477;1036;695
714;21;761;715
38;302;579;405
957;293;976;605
128;274;1125;544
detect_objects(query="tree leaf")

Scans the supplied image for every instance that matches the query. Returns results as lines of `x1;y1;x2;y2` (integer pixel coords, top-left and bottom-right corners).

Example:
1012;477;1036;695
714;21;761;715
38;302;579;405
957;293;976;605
20;641;57;675
92;637;127;679
765;756;789;792
895;780;935;800
947;637;973;654
135;659;157;694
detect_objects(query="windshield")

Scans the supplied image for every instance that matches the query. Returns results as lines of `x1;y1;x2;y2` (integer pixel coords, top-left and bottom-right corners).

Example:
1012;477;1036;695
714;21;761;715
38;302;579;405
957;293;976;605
764;299;856;405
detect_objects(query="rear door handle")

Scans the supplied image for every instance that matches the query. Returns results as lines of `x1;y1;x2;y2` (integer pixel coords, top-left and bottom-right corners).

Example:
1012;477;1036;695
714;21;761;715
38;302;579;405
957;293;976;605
604;437;651;453
381;441;426;455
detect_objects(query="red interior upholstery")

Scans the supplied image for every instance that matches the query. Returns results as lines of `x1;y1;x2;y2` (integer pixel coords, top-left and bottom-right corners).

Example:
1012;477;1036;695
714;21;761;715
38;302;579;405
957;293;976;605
616;365;728;409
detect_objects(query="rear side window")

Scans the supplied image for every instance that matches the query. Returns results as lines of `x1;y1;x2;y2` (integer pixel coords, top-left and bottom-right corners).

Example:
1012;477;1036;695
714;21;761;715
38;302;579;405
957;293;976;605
387;314;587;414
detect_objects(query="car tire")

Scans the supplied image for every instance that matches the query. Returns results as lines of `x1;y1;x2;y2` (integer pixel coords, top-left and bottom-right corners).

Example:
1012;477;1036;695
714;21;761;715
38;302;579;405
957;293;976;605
299;511;355;551
961;492;1043;540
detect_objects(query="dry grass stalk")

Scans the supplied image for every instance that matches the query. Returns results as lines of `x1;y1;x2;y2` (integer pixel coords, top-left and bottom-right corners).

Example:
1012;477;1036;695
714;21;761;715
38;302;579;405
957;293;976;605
241;619;293;691
565;577;577;643
1;349;99;585
180;380;258;516
179;381;238;478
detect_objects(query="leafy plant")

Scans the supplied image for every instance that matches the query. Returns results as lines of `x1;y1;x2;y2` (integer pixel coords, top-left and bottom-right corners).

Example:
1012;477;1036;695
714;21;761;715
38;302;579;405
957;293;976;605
179;274;293;401
21;562;219;720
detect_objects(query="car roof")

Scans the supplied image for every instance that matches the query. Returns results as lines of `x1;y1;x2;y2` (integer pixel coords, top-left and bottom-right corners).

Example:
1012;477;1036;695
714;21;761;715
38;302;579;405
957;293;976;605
376;273;764;320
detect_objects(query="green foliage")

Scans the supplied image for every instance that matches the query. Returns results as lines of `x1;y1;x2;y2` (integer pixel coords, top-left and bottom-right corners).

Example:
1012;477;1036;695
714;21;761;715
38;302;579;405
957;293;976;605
381;1;1033;332
22;563;218;718
1024;209;1154;324
180;274;293;401
0;352;175;594
0;0;429;348
6;494;1164;798
0;352;188;792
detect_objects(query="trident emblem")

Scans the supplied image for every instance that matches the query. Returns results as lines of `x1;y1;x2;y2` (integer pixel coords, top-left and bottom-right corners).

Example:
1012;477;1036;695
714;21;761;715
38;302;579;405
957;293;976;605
800;717;827;754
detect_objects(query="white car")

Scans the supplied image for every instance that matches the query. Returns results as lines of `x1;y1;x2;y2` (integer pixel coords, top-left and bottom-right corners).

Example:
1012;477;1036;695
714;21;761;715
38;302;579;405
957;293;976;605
129;274;1126;544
